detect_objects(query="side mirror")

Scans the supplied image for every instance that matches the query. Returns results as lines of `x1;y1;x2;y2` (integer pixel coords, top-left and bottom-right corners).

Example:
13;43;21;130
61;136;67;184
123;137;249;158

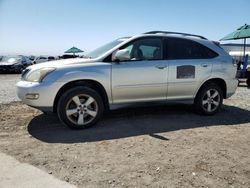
114;49;130;61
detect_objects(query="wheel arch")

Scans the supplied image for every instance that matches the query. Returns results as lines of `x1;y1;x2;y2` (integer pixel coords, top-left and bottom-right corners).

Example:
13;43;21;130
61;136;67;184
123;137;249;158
195;78;227;99
53;79;110;113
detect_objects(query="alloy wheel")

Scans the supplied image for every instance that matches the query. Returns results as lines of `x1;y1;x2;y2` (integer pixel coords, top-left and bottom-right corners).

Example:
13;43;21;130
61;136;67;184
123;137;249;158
65;94;98;126
202;89;220;112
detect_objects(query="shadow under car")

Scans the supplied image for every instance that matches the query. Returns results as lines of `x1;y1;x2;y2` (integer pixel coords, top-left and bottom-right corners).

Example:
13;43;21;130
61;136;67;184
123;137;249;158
27;103;250;143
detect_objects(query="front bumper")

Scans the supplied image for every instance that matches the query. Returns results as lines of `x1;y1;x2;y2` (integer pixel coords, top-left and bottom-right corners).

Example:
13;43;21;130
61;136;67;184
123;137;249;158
0;65;23;72
16;80;63;112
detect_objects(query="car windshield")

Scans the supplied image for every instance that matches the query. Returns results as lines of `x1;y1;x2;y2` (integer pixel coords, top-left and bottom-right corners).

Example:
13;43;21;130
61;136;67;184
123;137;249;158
85;38;129;59
1;56;22;63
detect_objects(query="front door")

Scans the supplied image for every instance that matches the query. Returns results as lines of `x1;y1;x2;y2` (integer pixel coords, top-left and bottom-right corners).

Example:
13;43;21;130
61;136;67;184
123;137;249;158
111;37;168;103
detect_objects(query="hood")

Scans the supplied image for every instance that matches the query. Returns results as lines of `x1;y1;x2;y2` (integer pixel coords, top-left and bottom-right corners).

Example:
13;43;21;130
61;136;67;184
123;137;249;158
0;60;20;66
28;58;96;70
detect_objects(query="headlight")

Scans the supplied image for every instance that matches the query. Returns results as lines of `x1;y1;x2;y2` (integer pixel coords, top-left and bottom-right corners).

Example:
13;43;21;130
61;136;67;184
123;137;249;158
24;67;56;82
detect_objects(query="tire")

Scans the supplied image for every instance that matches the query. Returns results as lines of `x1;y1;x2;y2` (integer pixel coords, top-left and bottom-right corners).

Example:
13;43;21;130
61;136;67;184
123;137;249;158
194;83;223;115
57;86;104;129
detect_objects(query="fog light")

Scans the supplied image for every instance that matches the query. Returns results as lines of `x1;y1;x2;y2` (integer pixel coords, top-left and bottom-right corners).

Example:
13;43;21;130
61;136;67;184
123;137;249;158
26;93;39;100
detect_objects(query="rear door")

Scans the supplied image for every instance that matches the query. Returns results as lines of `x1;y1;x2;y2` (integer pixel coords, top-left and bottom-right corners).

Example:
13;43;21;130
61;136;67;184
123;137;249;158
165;37;217;100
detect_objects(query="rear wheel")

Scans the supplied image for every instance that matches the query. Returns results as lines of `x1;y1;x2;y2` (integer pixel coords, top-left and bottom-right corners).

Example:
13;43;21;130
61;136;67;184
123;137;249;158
194;83;223;115
57;86;104;129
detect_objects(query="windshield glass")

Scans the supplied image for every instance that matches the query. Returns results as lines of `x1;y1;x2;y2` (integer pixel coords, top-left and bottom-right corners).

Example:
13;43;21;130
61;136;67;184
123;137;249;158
85;38;129;59
1;56;22;62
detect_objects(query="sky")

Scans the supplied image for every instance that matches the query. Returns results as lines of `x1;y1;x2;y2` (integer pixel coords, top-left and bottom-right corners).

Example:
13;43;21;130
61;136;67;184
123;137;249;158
0;0;250;56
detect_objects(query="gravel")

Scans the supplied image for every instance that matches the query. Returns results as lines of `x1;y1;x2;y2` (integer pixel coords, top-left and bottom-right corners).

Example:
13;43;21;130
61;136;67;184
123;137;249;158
0;74;21;103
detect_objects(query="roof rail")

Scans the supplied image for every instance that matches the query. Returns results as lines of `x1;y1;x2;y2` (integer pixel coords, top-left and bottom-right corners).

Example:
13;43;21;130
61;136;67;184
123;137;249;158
144;31;207;40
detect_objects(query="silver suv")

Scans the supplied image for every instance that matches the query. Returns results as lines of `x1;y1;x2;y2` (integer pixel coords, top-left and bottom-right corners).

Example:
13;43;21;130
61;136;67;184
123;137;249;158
16;31;238;129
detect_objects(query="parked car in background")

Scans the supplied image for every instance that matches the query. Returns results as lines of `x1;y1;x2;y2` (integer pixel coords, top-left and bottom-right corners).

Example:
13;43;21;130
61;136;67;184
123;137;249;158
0;55;33;73
59;54;78;59
33;56;56;64
29;55;36;61
33;56;48;64
17;31;238;129
48;56;56;61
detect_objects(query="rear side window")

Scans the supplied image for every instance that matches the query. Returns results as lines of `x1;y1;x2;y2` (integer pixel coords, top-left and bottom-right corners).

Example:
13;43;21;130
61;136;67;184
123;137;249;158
166;37;218;60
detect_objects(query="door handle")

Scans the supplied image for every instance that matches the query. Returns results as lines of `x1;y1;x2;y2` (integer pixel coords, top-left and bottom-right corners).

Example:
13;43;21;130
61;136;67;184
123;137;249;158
201;64;208;67
155;65;167;69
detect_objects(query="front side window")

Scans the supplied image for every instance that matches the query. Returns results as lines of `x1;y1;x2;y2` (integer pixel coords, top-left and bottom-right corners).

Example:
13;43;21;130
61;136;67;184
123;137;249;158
120;38;163;61
166;37;218;60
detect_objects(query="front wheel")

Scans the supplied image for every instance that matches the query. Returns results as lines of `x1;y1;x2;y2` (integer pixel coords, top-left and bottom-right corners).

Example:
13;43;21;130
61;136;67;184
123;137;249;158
57;86;104;129
194;83;223;115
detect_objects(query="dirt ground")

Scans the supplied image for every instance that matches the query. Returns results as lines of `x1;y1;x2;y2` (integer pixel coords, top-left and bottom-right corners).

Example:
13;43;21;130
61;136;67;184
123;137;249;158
0;74;20;103
0;85;250;188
